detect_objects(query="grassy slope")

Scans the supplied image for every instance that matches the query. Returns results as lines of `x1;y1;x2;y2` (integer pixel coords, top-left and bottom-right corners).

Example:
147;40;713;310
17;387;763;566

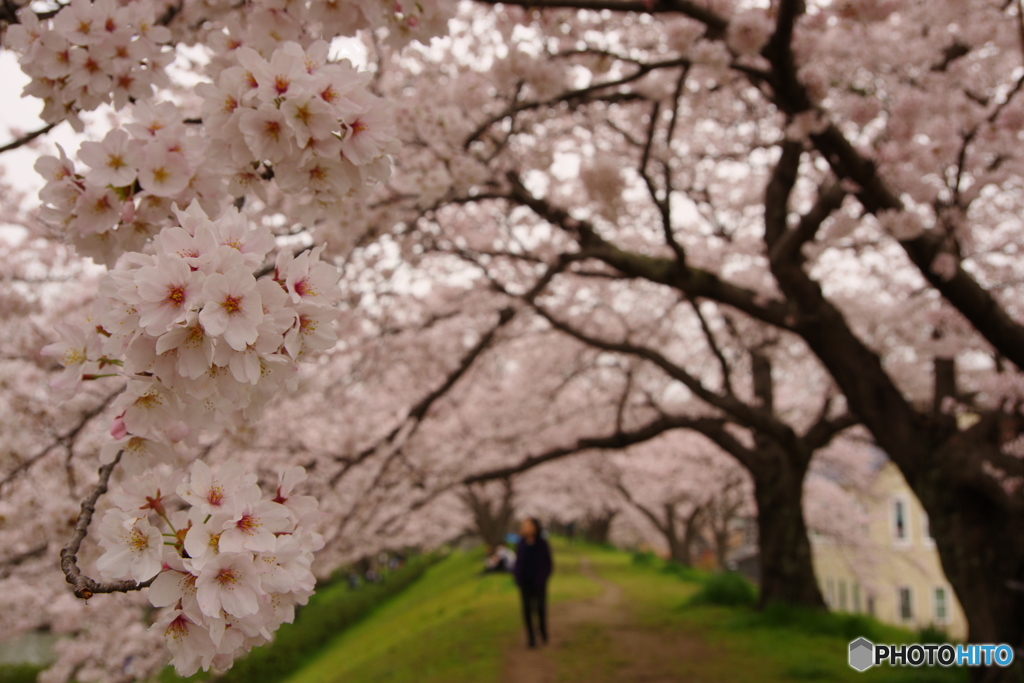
289;541;967;683
563;544;966;683
158;555;439;683
285;541;600;683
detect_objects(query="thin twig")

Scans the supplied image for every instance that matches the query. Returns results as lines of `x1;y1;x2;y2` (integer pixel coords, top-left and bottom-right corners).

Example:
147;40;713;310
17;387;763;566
60;451;154;599
0;389;122;494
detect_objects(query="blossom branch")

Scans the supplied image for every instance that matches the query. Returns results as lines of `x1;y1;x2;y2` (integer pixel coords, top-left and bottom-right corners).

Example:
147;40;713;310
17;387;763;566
0;389;121;494
330;306;517;485
502;171;797;331
754;0;1024;371
0;543;48;579
762;140;928;477
473;0;728;35
60;451;154;599
0;122;59;155
530;302;790;442
462;413;728;484
689;299;734;396
464;56;689;147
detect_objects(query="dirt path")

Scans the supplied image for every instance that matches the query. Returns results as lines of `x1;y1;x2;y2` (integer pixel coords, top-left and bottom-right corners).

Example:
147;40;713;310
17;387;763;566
501;555;620;683
501;555;707;683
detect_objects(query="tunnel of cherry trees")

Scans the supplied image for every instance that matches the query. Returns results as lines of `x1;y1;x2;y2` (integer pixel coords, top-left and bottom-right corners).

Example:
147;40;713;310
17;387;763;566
1;0;1023;681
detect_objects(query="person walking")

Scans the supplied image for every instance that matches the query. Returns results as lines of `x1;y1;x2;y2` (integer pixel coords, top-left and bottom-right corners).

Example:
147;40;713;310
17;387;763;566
513;517;553;648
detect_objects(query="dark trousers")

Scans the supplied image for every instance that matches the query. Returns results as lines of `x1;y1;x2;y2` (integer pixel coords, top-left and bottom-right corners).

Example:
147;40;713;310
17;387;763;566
519;583;547;645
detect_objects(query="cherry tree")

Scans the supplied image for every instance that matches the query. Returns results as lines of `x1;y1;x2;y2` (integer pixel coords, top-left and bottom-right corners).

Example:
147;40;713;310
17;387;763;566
511;455;624;543
356;3;1024;675
5;1;1024;681
608;435;753;567
459;478;516;547
0;0;460;671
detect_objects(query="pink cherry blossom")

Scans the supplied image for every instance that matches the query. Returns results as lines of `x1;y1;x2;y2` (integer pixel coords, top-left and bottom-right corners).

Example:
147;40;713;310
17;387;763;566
152;609;217;676
95;509;164;583
134;256;204;335
194;552;261;618
78;129;141;188
218;500;291;553
40;321;102;398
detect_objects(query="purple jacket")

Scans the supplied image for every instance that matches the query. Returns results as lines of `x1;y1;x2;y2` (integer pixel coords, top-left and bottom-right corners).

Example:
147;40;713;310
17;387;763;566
513;537;553;589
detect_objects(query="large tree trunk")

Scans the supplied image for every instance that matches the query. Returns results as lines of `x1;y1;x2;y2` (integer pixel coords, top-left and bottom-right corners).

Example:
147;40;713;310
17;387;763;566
712;528;729;570
663;504;700;566
762;144;1024;677
744;353;826;610
748;445;825;610
461;480;515;548
581;510;618;544
914;437;1024;683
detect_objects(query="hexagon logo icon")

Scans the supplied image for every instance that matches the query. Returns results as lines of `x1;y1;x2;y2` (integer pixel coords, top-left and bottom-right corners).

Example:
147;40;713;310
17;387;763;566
849;637;874;672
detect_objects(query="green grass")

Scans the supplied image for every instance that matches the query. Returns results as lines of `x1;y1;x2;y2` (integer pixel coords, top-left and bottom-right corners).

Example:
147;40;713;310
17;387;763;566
285;540;600;683
159;554;440;683
687;571;758;607
598;549;968;683
5;542;974;683
284;541;967;683
0;663;44;683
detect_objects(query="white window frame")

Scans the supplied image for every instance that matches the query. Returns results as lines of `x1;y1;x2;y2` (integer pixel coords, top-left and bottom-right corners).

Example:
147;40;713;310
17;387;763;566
921;511;935;548
891;495;912;547
896;586;914;622
933;586;950;625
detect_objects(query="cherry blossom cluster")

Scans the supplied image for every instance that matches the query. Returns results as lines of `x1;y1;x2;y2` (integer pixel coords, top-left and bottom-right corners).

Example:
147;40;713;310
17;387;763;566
5;0;173;131
198;40;399;219
34;102;229;267
40;200;338;673
44;201;340;441
194;0;452;53
95;459;322;676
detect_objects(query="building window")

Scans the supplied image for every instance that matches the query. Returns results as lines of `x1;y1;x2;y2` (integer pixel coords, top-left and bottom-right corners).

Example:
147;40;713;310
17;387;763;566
839;580;848;611
897;587;914;621
934;587;949;624
852;582;861;613
892;497;910;544
922;512;935;547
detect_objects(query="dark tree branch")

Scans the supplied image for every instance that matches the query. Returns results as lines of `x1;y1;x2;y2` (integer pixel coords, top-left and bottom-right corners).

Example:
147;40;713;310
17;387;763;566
330;307;516;485
0;389;121;494
503;172;798;330
613;479;670;536
803;410;859;451
0;543;48;579
614;366;634;434
690;299;734;396
638;92;687;265
762;142;926;478
758;12;1024;371
465;56;690;147
463;413;727;484
529;303;791;443
473;0;728;36
60;451;155;599
0;122;59;155
770;181;846;266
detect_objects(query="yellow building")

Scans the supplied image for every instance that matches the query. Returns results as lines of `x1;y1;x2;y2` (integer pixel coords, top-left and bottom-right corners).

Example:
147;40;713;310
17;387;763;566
811;461;968;640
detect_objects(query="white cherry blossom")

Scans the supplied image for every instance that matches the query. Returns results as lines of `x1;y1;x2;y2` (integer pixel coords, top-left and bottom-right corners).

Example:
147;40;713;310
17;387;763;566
95;509;164;583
